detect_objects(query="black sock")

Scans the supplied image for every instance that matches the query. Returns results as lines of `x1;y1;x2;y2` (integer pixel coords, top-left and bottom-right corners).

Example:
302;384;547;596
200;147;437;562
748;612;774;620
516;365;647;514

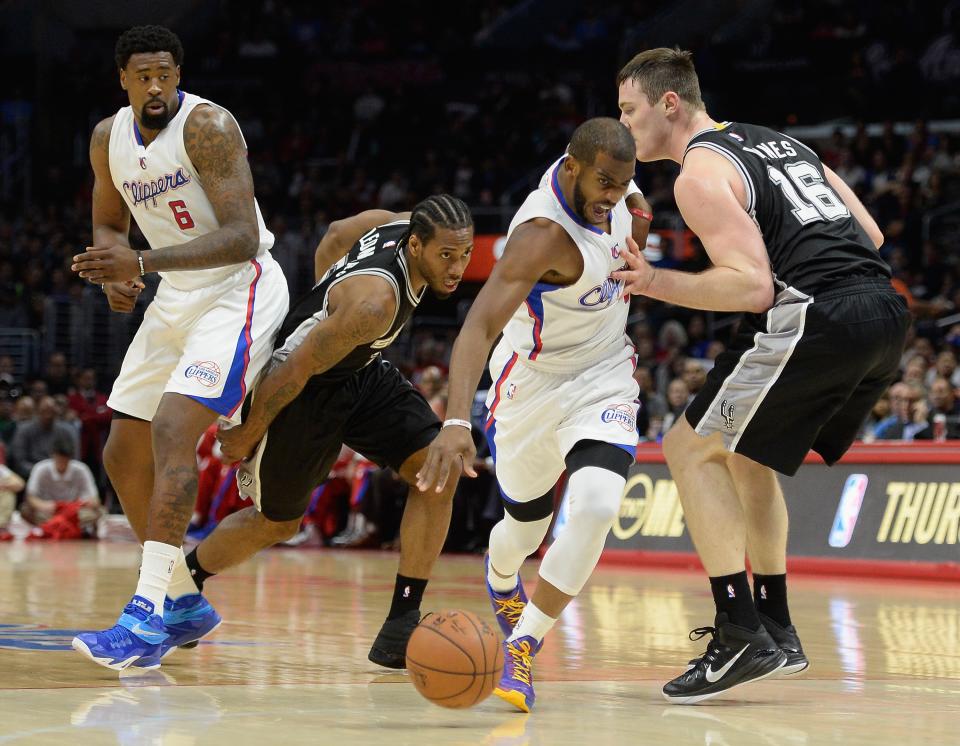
387;575;428;621
184;548;215;592
709;571;760;629
753;573;791;628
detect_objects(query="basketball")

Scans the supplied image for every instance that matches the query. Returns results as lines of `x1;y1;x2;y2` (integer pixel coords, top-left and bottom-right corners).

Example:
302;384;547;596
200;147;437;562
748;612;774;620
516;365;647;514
405;610;504;709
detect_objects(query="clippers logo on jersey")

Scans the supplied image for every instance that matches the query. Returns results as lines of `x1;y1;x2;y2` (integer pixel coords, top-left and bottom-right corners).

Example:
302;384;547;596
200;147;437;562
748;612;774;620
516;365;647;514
185;361;222;388
601;403;635;431
122;167;192;208
579;277;626;309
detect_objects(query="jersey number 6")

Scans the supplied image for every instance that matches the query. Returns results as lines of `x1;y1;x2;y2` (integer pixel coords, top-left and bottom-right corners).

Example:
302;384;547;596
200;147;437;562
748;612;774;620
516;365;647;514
169;200;196;230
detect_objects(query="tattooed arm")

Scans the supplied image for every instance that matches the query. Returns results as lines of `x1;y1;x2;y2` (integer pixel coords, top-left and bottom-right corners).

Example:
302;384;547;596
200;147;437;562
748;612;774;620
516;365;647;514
90;116;130;248
142;104;260;272
217;274;398;461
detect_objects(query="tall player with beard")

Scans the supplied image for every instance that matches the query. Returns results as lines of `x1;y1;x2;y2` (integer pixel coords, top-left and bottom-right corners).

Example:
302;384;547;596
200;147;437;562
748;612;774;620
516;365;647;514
70;26;289;670
417;118;652;712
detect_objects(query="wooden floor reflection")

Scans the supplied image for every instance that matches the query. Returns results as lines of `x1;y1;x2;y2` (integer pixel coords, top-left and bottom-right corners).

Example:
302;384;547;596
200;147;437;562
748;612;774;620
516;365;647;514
1;542;958;745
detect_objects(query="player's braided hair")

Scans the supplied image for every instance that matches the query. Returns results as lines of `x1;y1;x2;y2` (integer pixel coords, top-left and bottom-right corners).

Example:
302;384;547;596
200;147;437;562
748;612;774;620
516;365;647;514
115;25;184;70
407;194;473;244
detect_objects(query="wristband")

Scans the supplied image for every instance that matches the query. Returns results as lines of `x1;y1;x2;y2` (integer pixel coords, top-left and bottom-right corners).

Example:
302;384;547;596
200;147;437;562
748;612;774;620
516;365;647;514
136;251;146;277
442;418;472;431
628;207;653;221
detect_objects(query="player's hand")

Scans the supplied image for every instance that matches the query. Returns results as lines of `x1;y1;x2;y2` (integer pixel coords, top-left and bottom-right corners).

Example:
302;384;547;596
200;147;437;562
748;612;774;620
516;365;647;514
72;245;141;283
416;425;478;494
217;422;262;463
611;235;655;295
102;280;145;313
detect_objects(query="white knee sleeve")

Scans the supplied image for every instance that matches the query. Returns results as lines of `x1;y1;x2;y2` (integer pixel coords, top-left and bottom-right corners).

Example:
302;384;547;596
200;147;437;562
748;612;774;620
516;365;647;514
538;466;625;596
488;513;553;577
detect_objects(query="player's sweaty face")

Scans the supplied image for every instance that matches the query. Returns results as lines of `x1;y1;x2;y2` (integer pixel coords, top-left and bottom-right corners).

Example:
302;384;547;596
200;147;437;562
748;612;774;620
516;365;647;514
573;152;634;226
121;52;181;130
419;227;474;299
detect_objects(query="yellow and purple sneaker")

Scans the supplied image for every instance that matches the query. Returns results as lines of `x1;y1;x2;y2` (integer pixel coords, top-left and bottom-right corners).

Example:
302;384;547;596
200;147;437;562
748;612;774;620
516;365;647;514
485;554;528;638
493;635;541;712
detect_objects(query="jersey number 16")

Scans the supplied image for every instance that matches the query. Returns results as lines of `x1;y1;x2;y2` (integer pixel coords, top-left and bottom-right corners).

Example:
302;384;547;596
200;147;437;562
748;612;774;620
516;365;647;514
767;161;849;225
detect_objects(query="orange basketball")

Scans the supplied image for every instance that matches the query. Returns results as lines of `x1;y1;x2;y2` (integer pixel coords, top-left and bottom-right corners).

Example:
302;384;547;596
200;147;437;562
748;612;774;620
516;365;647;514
405;609;504;709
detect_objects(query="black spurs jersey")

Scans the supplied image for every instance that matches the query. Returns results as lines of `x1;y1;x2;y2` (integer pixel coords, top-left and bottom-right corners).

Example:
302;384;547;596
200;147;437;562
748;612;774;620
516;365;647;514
684;122;890;294
272;219;424;383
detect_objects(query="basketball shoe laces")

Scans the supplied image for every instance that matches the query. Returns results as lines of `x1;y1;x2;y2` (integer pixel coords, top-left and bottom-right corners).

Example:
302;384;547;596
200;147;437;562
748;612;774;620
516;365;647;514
494;594;526;628
687;625;723;668
505;639;535;684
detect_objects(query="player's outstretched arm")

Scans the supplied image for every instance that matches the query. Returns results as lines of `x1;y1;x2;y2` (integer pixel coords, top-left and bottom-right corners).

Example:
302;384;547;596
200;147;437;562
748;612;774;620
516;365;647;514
217;275;397;461
314;210;411;282
614;149;773;313
416;219;578;493
823;164;883;249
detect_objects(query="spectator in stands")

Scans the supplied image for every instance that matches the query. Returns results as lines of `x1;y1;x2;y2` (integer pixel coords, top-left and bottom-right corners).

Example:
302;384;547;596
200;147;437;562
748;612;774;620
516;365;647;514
0;391;15;445
661;378;691;435
681;359;708;397
874;382;931;440
0;460;24;541
21;437;101;534
44;352;71;396
859;389;892;442
902;354;929;388
0;355;17;388
9;396;78;478
67;368;111;479
920;377;960;439
929;349;960;388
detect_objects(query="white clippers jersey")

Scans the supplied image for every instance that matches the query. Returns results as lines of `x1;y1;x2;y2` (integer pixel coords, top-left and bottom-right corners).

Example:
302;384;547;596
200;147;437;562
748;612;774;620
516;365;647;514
108;90;273;291
500;155;635;373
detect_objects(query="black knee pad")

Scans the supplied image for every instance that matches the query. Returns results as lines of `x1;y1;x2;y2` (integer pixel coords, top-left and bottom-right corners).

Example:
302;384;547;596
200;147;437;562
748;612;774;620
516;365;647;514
564;439;634;480
502;490;554;523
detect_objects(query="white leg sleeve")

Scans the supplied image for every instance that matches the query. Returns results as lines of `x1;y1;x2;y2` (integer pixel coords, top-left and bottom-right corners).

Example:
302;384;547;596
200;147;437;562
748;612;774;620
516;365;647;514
488;513;553;578
538;466;625;596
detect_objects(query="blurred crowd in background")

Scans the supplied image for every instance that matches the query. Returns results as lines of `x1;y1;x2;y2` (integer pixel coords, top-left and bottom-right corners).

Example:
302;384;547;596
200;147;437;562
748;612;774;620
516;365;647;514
1;0;958;545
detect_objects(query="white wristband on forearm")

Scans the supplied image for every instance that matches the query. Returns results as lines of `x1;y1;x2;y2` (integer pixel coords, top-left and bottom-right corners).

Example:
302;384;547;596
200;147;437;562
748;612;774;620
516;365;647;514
443;418;472;431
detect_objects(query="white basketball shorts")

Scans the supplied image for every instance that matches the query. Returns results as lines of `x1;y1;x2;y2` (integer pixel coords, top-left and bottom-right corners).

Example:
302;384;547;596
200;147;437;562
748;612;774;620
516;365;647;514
107;255;289;424
483;339;640;503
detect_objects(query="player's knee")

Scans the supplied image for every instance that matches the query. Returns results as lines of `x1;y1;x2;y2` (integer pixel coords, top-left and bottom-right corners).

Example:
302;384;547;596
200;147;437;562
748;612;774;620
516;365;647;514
102;435;125;481
259;513;301;543
566;466;626;531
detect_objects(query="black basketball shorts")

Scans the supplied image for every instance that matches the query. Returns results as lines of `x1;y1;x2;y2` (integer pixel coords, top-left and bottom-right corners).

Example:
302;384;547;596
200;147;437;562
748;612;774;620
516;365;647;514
685;279;909;476
236;358;441;521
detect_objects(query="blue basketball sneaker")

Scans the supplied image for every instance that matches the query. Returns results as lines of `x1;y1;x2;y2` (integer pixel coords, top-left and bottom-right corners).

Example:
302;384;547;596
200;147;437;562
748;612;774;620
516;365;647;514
485;554;528;638
72;596;168;671
135;593;222;665
493;635;541;713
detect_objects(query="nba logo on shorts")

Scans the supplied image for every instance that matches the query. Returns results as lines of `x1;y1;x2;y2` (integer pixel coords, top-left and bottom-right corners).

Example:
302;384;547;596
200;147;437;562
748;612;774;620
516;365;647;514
185;361;222;388
828;474;868;548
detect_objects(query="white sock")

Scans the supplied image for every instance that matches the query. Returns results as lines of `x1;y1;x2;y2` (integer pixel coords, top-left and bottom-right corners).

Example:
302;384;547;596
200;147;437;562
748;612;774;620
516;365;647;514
134;541;180;614
166;549;200;600
507;601;556;645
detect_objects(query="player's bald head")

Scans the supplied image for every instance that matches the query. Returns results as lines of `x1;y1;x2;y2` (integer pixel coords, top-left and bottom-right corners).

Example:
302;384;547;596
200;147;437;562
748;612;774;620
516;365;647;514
567;117;636;166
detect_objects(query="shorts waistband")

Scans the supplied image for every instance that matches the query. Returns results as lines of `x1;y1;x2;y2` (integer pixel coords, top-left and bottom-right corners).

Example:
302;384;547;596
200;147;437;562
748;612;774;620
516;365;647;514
813;277;894;301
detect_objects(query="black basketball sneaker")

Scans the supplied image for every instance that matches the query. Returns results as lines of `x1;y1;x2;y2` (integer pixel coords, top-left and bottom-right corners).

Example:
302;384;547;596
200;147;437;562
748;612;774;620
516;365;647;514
662;613;787;704
759;613;809;677
368;610;420;669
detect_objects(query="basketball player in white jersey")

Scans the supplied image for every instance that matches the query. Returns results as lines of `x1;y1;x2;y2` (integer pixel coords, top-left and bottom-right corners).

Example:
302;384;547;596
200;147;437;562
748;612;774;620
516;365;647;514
417;118;652;712
69;26;289;670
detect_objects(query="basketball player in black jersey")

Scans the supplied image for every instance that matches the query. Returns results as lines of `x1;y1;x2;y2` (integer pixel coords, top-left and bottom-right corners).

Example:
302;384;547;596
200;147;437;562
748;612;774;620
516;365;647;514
178;195;474;668
614;48;909;703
